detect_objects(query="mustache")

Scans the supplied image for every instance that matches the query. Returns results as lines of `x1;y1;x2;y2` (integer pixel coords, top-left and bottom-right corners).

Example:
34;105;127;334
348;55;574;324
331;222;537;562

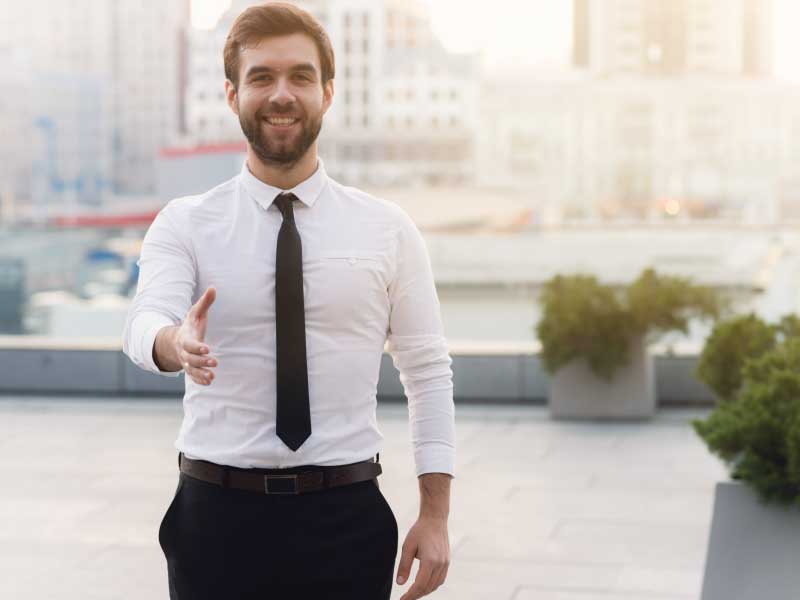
258;105;302;117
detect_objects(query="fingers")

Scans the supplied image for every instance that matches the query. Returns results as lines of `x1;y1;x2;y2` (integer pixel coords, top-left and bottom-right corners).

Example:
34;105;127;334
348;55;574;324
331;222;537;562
436;561;449;590
398;559;435;600
427;561;447;594
183;360;216;385
182;338;209;356
192;286;216;320
396;540;415;586
179;341;217;386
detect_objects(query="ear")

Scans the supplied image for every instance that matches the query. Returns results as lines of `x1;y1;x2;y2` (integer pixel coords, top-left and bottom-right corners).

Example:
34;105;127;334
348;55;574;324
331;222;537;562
225;79;239;116
321;78;334;115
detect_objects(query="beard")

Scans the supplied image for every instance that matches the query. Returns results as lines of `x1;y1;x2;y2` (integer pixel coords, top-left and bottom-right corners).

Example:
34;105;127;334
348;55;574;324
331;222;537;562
238;103;323;169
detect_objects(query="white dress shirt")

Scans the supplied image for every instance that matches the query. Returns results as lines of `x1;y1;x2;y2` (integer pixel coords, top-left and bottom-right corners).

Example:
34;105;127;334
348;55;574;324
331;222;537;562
122;158;455;477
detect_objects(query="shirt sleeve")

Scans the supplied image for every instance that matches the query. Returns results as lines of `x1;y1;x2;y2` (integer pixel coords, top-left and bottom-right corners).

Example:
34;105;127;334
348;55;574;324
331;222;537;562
386;207;456;479
122;203;196;377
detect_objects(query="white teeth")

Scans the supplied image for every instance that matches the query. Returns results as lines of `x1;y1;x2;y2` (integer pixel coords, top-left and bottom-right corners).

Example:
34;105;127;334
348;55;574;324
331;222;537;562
266;117;297;126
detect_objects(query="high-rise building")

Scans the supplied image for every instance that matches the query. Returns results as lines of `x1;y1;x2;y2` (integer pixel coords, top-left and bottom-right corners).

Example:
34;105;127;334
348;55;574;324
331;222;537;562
573;0;773;77
0;1;115;218
109;1;191;194
0;0;190;208
0;46;35;222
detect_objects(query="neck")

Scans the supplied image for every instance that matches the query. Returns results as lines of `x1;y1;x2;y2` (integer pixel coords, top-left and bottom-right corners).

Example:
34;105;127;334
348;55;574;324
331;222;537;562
246;143;319;190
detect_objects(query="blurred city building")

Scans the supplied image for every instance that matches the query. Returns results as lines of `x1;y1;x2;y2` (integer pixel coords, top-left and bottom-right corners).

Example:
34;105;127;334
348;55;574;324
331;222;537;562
573;0;773;77
3;0;800;348
478;0;800;222
0;0;190;218
0;46;35;224
479;70;800;222
156;142;248;200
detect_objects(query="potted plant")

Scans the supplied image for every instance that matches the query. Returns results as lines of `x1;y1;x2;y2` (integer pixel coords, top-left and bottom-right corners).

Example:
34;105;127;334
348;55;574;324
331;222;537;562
694;312;799;401
693;317;800;600
536;267;720;419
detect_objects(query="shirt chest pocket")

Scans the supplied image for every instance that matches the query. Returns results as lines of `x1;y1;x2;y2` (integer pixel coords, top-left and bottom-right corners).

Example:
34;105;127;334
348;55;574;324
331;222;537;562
317;253;381;267
304;250;390;322
309;250;386;285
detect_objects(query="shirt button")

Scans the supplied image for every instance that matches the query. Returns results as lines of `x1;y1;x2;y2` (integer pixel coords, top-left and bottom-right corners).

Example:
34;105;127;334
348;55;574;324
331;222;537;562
347;257;357;265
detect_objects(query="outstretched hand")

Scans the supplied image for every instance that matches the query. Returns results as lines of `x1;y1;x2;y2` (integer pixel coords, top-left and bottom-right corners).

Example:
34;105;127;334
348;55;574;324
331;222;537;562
175;286;218;385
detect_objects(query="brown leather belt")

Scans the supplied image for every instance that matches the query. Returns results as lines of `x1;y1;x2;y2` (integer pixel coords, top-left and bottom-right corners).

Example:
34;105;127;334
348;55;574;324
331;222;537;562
178;452;382;495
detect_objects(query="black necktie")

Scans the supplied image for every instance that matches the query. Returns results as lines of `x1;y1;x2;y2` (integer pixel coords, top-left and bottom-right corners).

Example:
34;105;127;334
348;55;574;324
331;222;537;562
273;192;311;451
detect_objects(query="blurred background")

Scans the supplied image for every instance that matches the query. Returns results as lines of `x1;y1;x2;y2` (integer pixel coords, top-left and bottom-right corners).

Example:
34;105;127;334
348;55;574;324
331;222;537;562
1;0;799;350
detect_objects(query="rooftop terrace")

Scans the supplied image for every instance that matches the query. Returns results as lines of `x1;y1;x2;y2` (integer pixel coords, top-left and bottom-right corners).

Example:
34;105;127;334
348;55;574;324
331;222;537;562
0;396;727;600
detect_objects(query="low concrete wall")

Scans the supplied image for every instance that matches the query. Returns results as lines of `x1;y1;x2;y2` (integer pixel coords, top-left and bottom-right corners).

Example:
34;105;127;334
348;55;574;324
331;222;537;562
0;340;717;405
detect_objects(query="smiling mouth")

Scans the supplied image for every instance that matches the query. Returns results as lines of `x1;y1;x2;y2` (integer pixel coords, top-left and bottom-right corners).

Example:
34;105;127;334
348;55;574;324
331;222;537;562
264;116;300;127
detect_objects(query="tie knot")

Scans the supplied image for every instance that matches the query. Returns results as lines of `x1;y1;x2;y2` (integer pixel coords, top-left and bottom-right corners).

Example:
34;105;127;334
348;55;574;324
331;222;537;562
274;193;297;221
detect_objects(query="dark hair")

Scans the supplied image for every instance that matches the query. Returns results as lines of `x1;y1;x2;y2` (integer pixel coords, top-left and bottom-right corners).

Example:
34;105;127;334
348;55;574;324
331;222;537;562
224;2;335;89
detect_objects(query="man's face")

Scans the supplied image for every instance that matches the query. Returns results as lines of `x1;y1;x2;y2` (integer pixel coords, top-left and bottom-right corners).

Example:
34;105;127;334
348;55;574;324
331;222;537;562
226;33;334;168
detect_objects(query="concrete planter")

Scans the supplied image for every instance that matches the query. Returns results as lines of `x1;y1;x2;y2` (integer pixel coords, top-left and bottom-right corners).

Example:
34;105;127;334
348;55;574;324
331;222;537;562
701;481;800;600
548;334;656;419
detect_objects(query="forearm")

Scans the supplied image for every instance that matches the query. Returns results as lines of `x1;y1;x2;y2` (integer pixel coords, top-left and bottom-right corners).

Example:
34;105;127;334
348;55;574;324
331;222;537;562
153;325;181;372
418;472;452;520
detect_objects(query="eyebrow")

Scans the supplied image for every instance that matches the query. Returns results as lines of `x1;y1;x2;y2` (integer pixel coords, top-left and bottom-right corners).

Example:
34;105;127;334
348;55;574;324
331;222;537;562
244;63;318;79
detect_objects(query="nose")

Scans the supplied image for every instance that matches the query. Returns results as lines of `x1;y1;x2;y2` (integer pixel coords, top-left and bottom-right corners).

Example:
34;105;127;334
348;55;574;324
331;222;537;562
269;76;295;107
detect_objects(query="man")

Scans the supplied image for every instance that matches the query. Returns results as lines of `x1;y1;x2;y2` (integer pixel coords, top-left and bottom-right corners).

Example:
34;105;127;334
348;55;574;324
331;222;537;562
121;3;455;599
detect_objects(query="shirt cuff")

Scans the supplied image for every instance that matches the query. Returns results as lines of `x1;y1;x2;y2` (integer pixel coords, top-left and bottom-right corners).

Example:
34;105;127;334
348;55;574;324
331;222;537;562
133;312;183;377
415;445;456;479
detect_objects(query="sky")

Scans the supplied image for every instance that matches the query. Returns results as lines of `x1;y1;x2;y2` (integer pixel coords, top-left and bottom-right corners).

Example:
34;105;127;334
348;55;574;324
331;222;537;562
190;0;800;82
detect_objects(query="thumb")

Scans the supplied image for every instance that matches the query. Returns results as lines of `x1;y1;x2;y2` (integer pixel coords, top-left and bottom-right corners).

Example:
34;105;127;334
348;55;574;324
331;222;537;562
193;286;216;319
396;541;416;585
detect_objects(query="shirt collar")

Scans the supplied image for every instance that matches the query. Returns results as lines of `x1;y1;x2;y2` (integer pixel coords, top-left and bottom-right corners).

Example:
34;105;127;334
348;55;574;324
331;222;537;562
239;156;327;211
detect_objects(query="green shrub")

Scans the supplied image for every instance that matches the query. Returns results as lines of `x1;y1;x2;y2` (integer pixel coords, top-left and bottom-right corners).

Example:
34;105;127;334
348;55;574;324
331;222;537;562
696;313;800;402
776;314;800;341
536;268;720;380
627;267;720;336
693;338;800;506
537;274;635;381
695;314;777;401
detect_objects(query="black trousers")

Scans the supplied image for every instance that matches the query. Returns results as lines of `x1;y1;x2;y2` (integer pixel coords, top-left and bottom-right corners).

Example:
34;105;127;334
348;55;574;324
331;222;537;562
158;467;399;599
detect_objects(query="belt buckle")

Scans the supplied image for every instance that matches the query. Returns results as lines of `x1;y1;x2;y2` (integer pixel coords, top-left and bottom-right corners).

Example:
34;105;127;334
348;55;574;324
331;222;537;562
264;474;299;494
